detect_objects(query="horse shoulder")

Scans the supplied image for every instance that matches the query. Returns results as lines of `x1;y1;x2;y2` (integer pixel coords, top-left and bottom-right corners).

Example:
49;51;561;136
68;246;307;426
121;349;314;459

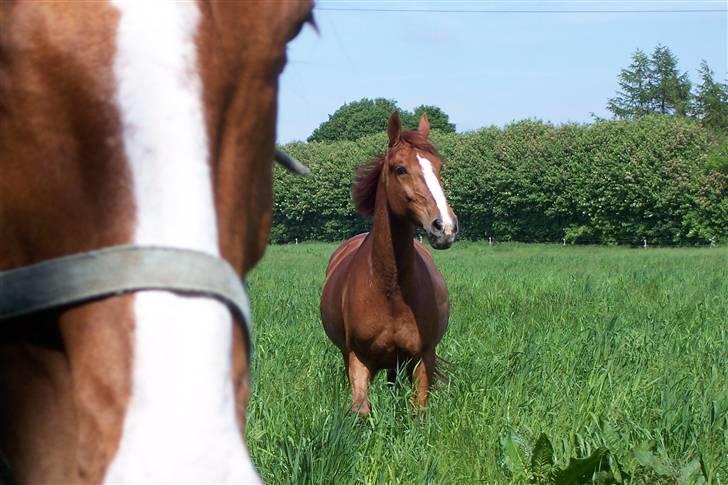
414;240;445;289
414;241;449;336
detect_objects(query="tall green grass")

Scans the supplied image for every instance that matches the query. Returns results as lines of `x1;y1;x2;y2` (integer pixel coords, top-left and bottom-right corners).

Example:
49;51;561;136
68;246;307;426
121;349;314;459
246;243;727;484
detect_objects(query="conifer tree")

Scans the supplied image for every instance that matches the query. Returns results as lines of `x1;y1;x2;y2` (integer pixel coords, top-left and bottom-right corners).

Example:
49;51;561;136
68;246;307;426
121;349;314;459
647;44;692;116
607;49;652;119
693;60;728;133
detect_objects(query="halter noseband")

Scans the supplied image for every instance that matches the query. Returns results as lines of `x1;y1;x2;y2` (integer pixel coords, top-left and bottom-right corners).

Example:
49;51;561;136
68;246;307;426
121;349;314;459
0;245;253;355
0;150;310;353
0;150;311;367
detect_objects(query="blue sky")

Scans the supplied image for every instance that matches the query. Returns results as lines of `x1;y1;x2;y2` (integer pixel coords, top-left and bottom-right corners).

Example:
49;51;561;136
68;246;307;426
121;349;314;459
277;0;727;142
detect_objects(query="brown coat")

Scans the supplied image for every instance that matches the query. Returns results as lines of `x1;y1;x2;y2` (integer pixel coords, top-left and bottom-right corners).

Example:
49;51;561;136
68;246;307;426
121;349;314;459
320;112;457;414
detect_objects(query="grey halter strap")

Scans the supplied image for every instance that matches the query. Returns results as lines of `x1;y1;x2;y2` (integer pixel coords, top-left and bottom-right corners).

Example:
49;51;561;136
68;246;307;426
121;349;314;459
0;150;308;352
0;245;252;352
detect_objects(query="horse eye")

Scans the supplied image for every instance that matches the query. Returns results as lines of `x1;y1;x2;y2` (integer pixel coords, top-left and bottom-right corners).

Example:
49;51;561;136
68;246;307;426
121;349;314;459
395;166;407;176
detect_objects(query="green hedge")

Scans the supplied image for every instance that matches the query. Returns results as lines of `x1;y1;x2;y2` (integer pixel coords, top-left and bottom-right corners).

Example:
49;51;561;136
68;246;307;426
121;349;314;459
272;116;727;245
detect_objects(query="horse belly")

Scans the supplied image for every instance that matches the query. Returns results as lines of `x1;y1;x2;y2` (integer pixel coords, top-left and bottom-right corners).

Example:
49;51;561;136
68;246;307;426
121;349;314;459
320;272;346;350
320;237;366;350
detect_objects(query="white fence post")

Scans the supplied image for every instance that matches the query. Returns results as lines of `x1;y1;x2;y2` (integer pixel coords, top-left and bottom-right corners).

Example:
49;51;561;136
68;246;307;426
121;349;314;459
643;238;647;249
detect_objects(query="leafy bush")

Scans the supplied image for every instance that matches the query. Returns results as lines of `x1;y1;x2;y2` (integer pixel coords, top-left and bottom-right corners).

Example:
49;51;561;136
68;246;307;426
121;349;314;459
307;98;456;143
307;99;400;143
706;135;728;174
273;116;727;245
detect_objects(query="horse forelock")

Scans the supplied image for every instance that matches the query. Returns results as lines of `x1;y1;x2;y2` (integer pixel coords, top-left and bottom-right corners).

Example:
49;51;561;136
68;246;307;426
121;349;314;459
352;129;440;218
399;130;440;159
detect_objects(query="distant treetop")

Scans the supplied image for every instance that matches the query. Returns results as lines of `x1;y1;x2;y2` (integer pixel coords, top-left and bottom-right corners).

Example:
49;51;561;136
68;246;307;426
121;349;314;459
308;98;456;142
607;44;728;134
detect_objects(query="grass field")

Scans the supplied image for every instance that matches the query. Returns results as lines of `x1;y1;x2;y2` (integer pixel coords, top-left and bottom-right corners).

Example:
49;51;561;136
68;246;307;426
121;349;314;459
245;242;727;484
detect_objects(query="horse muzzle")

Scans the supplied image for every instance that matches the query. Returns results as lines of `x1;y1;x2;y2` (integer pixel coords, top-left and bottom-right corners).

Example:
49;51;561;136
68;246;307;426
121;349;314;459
426;214;458;250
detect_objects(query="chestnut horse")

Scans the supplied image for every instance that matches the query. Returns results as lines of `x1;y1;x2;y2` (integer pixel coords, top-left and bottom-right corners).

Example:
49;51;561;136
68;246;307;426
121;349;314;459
320;112;458;415
0;1;313;483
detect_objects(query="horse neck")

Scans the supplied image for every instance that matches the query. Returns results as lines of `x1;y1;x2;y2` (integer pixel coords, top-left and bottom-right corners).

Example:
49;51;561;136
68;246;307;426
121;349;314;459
369;176;416;292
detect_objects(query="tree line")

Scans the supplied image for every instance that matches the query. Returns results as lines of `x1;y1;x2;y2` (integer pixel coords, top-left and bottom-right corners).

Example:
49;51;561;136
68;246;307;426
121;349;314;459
274;117;726;245
272;45;727;245
307;99;455;143
305;45;727;144
606;45;727;134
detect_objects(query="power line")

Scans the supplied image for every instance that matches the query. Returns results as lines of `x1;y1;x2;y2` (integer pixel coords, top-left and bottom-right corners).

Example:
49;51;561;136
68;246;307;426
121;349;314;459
316;7;727;14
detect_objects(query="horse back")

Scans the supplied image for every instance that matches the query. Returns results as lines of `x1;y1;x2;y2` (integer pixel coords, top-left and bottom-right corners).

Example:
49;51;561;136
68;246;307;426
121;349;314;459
324;233;368;277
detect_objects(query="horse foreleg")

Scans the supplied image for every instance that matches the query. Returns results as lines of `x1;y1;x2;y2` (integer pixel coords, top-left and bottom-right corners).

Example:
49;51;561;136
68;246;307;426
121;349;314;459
412;352;435;409
346;352;371;415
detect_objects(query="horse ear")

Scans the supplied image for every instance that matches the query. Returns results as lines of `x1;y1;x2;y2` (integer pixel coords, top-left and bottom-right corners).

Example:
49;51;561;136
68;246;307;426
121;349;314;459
387;111;401;147
418;112;430;138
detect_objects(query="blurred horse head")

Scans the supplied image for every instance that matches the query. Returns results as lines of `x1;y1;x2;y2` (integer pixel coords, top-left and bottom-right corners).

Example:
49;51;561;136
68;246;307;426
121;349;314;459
0;1;314;482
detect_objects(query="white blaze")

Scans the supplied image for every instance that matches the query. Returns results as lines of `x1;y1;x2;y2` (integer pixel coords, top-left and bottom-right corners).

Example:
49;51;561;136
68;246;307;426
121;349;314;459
106;1;259;482
416;153;454;230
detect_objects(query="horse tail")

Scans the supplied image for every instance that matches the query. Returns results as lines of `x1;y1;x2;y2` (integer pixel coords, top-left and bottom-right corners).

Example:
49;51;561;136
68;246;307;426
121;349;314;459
433;354;450;385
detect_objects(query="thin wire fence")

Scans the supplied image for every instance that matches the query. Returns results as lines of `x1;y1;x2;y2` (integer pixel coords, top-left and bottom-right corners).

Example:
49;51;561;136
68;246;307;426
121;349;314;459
284;236;721;248
476;236;719;248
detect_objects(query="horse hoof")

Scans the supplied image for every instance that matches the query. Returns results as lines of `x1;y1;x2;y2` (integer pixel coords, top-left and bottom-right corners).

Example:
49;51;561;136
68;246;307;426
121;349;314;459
350;401;370;416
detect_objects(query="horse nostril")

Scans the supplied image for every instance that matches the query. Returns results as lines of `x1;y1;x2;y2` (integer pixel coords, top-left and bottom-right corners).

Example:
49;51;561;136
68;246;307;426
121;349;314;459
432;218;444;233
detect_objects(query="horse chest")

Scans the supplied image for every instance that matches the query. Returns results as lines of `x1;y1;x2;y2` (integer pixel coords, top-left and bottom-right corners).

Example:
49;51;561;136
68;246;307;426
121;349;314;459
350;298;423;357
